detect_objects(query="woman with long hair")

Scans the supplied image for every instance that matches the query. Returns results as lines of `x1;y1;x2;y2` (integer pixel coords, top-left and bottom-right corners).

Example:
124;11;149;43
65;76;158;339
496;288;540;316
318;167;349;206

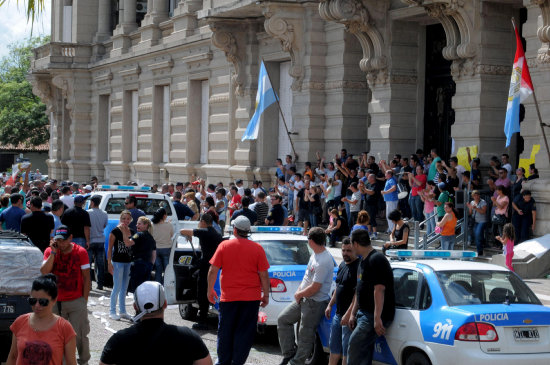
325;209;347;247
436;202;458;250
491;185;509;241
512;167;527;200
6;274;76;365
151;208;174;285
126;216;157;293
107;210;134;320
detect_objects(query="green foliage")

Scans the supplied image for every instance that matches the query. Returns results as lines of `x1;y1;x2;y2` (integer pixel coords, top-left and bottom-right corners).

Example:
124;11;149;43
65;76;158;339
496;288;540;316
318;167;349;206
0;35;50;147
0;0;46;28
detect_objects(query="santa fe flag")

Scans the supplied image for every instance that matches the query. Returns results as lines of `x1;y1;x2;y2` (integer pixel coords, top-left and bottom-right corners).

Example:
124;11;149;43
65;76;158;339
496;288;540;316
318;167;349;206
504;24;534;147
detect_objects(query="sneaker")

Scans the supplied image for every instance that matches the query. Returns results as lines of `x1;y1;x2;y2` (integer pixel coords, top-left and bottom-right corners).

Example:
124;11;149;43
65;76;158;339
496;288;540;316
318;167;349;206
109;313;120;321
119;313;132;320
373;232;378;239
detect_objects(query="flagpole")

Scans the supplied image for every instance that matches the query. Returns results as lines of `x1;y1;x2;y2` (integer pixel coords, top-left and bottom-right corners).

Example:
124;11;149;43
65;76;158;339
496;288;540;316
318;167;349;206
261;59;298;161
512;18;550;163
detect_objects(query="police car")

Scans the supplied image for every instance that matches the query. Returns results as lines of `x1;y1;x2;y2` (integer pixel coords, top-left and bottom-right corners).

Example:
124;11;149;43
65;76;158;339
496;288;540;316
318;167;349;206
369;250;550;365
84;185;179;253
164;225;337;359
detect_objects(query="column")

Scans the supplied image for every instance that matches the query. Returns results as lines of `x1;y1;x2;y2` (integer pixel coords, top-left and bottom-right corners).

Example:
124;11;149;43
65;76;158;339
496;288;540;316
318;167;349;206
111;0;137;56
94;0;112;42
138;0;169;49
169;0;201;37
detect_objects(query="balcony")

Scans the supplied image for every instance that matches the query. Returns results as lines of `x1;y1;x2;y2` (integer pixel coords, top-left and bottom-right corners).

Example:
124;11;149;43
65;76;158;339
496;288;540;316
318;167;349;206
31;42;93;71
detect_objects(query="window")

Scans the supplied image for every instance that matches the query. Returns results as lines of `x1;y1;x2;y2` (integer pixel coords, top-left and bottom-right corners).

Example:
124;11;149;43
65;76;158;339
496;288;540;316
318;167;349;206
105;197;173;216
436;270;542;306
132;91;138;161
278;61;293;158
258;240;313;266
200;80;209;164
393;268;420;309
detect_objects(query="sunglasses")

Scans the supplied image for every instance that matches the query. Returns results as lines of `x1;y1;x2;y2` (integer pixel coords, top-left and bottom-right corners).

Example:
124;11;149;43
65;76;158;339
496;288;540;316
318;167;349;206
28;297;50;306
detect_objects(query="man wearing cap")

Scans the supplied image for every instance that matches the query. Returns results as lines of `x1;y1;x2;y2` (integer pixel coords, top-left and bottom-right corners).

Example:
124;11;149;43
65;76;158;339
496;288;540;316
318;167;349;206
62;195;91;249
207;216;270;365
180;213;223;330
87;195;108;290
100;281;212;365
41;225;91;365
21;196;55;252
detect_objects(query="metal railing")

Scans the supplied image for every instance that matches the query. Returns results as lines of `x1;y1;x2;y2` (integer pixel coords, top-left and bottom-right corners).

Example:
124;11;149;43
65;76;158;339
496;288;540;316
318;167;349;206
413;216;465;250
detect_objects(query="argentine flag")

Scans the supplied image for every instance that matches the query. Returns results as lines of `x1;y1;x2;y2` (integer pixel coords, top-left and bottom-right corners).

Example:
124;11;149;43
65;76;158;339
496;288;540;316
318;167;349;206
504;25;534;147
242;62;278;141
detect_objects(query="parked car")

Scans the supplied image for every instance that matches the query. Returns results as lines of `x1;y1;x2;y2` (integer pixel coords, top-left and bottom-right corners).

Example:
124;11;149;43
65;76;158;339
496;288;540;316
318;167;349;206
0;231;43;362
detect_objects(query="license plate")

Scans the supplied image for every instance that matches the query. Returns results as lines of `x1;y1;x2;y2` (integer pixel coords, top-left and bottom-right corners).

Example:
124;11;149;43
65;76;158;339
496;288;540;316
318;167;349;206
0;304;15;314
513;328;540;341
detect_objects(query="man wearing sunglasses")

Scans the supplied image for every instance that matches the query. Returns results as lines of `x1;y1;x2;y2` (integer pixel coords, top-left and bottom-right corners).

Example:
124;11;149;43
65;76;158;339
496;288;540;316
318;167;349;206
41;225;91;365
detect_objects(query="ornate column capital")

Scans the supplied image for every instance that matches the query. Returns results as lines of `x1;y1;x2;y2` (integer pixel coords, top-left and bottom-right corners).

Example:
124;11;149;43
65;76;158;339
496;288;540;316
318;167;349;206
263;6;305;91
210;22;246;96
51;74;76;118
30;77;54;113
319;0;387;77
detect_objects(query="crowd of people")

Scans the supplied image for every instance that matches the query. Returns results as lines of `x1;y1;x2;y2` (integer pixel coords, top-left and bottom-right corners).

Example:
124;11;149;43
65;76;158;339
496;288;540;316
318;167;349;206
2;146;542;365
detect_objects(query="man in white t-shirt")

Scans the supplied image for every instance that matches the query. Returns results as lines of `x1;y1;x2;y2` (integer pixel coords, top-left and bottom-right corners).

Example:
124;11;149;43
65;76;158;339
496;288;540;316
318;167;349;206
501;153;513;176
277;227;334;365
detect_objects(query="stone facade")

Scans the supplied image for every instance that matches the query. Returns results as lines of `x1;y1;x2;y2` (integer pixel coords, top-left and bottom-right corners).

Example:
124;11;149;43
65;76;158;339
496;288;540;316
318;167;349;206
29;0;550;233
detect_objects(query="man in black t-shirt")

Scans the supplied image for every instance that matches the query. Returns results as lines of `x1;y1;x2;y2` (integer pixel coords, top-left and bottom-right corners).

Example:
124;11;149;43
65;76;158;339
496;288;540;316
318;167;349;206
343;229;395;365
324;238;359;365
512;190;537;243
100;281;212;365
265;194;285;226
21;197;54;252
361;174;382;239
180;214;223;330
61;195;91;249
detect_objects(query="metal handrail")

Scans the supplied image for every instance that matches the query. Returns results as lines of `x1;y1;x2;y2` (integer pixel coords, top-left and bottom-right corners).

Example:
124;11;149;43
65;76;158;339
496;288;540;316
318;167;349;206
414;217;465;250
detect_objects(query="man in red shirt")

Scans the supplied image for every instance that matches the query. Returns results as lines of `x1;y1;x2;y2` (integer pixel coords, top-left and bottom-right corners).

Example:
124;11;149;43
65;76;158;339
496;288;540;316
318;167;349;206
207;216;270;365
41;225;91;365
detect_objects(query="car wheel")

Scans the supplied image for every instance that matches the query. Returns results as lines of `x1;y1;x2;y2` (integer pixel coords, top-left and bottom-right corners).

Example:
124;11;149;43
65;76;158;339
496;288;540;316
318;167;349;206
405;351;431;365
179;304;198;321
305;334;327;365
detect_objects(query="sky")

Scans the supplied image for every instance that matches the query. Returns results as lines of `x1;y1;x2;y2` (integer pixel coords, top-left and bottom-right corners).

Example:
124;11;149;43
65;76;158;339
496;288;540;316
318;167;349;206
0;1;52;59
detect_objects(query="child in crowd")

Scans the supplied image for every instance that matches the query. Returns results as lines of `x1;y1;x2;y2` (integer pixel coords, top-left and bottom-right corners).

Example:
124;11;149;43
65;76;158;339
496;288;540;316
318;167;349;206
496;223;515;271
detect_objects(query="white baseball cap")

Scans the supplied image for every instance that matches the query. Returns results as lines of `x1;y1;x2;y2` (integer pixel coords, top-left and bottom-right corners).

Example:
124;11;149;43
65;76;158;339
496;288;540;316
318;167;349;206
132;281;166;322
233;215;251;232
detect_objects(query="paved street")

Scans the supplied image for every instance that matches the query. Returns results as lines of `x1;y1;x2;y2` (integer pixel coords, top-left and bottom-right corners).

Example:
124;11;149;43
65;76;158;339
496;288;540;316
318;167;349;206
86;287;282;365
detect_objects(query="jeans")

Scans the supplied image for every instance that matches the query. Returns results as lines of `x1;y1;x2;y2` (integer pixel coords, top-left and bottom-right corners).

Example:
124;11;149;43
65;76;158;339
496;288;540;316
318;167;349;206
385;200;398;232
347;311;392;365
512;214;531;244
424;211;436;236
154;248;171;284
409;195;424;222
278;298;328;365
54;297;90;365
87;242;105;287
473;222;487;255
110;261;131;315
329;313;352;356
349;211;358;230
440;235;455;250
365;205;378;228
217;301;260;365
128;259;153;293
309;212;318;228
344;195;351;224
73;237;87;249
288;191;295;213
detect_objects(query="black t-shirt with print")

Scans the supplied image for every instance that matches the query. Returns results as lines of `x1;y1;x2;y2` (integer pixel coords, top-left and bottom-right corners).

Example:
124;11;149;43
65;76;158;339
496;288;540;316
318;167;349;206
110;227;134;263
335;259;360;315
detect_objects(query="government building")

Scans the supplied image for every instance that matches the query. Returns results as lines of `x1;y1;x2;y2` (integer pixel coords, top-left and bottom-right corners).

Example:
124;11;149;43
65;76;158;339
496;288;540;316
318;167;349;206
30;0;550;231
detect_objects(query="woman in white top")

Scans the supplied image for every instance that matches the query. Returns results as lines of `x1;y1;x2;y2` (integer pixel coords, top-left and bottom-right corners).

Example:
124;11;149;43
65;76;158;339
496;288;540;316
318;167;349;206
151;208;174;284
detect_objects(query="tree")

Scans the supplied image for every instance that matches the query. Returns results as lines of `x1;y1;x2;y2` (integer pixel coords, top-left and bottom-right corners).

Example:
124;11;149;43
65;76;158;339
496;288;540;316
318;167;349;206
0;36;50;147
0;0;46;26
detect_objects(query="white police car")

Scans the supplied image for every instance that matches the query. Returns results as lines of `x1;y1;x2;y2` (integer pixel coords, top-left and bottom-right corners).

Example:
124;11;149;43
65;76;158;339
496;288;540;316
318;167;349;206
84;185;180;253
370;250;550;365
164;226;337;343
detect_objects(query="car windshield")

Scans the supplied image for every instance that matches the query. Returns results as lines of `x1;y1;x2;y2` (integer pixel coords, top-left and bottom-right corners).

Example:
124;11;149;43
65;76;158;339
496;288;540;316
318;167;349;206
259;239;312;266
436;270;542;306
105;197;173;215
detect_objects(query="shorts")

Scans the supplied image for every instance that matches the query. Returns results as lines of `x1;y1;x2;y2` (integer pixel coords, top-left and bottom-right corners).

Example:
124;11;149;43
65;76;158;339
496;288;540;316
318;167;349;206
329;313;352;356
297;209;310;223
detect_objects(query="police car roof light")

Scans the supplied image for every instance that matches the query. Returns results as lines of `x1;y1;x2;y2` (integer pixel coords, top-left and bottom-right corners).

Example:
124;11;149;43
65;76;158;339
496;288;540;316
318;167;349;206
249;226;304;234
386;250;477;259
96;185;151;192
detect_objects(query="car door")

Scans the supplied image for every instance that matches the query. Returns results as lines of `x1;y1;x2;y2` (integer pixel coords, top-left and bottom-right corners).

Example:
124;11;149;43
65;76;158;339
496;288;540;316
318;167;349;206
375;267;425;365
